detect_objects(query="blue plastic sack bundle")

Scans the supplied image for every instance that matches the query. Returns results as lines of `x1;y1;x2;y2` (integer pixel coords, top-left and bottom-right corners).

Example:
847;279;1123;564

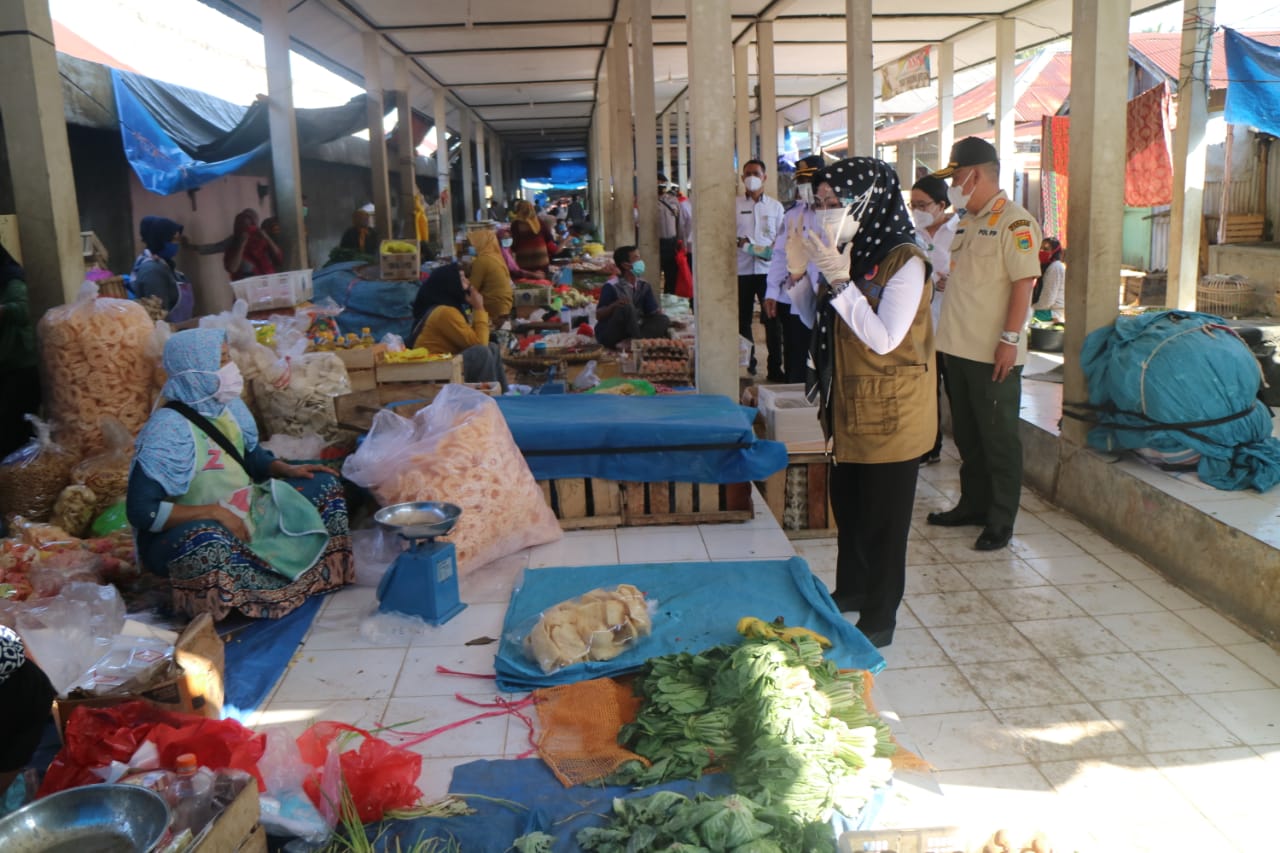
311;261;421;342
1071;311;1280;492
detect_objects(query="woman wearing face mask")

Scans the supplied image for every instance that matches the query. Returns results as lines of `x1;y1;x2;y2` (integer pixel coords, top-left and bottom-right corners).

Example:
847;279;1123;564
798;158;935;648
126;329;353;620
223;208;283;282
765;154;826;382
411;263;507;387
1032;237;1065;323
910;175;958;465
595;245;669;348
132;216;195;323
465;228;514;320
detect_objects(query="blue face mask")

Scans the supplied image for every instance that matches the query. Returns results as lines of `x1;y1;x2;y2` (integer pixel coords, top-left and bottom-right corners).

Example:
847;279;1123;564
631;260;646;276
468;246;477;256
159;242;179;260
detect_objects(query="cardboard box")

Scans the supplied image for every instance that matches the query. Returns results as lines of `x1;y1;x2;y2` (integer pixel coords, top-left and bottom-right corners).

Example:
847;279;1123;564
380;240;421;280
756;383;822;445
192;777;264;853
334;347;377;371
375;354;462;384
54;613;225;736
514;287;552;306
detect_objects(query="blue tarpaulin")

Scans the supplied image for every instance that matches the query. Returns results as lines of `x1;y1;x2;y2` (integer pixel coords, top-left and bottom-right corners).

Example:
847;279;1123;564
494;557;885;693
367;758;886;852
1223;28;1280;137
493;394;788;483
1076;310;1280;492
311;262;421;342
219;596;324;721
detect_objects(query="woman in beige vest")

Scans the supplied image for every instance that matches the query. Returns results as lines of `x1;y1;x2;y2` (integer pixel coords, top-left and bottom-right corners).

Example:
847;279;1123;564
797;158;936;648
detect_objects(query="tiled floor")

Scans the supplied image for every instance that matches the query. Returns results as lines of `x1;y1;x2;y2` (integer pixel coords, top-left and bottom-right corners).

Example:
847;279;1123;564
252;442;1280;852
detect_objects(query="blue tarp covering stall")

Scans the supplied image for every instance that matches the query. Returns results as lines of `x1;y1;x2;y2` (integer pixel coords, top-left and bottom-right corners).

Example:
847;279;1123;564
1074;311;1280;491
311;261;421;342
494;557;885;694
493;394;788;483
1223;28;1280;137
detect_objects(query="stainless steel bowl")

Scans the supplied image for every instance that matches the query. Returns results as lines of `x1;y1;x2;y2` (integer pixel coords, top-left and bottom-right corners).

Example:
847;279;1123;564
374;501;462;539
0;784;170;852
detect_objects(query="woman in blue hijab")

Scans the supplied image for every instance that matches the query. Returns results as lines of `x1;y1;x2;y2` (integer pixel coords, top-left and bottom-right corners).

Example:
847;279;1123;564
132;216;195;322
126;328;353;620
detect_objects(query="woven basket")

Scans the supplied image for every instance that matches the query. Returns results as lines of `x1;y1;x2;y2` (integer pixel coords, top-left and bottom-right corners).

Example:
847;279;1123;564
1196;275;1254;317
504;345;603;368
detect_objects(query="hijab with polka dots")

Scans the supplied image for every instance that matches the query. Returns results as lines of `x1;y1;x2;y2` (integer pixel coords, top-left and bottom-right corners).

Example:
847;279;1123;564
812;157;918;282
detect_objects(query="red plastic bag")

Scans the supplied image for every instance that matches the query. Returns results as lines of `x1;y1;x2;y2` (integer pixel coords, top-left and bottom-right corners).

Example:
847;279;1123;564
39;701;266;796
674;243;694;299
297;721;423;822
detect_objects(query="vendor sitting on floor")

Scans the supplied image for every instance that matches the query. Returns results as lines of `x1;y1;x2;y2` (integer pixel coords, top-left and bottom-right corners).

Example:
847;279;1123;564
126;329;354;621
410;263;507;387
0;625;56;800
595;245;670;349
466;227;514;320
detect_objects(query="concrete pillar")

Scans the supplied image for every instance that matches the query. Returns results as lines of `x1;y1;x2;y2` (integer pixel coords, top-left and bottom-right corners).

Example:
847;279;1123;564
845;0;874;156
1061;0;1129;445
432;85;454;256
474;120;487;220
0;0;84;311
393;57;416;240
895;138;916;187
596;70;612;243
608;19;635;246
734;42;751;169
261;0;306;269
937;42;955;170
686;0;737;398
362;32;393;239
994;18;1017;192
661;109;672;182
809;95;822;154
490;137;504;217
459;113;475;224
677;95;689;192
1168;0;1216;309
756;22;778;198
633;0;659;266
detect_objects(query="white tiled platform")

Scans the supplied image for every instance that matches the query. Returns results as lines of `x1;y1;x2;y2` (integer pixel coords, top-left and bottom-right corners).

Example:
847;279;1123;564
252;447;1280;852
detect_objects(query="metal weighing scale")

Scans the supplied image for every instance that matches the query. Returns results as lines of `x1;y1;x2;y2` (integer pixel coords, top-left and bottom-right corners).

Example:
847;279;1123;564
373;501;467;625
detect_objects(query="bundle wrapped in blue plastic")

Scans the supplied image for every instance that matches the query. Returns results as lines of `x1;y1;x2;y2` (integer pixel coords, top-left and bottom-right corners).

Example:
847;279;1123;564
310;261;421;342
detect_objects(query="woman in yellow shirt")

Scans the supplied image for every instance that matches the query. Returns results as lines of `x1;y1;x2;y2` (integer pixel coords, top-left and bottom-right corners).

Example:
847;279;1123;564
410;263;506;387
466;228;513;320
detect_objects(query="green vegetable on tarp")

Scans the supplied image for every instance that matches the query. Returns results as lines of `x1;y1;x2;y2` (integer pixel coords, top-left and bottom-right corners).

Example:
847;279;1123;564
90;501;129;536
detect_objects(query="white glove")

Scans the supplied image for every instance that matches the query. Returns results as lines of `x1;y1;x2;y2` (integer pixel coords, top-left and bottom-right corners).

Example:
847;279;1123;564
804;230;853;286
785;225;810;278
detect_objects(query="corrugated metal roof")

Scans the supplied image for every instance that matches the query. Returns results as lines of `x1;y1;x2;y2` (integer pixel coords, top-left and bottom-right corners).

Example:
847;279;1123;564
1128;30;1280;90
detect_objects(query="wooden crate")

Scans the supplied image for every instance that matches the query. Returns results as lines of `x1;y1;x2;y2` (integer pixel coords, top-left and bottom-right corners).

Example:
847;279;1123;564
375;355;462;384
192;777;264;852
1221;214;1265;244
536;479;753;529
759;450;835;539
335;379;499;431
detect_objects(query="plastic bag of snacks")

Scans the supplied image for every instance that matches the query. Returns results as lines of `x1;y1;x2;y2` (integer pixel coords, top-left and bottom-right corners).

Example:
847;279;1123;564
519;584;655;673
252;352;351;441
343;385;562;573
38;282;157;454
70;417;134;506
0;416;78;523
50;485;99;539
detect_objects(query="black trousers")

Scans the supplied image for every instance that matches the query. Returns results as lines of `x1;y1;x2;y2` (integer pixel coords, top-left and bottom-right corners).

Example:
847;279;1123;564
596;303;671;348
829;457;920;633
930;351;948;458
944;354;1024;529
0;366;41;459
0;658;56;772
659;237;679;295
780;306;810;383
738;274;779;375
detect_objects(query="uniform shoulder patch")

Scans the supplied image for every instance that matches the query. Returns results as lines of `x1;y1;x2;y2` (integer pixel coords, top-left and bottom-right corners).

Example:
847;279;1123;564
1012;226;1035;252
1007;219;1032;231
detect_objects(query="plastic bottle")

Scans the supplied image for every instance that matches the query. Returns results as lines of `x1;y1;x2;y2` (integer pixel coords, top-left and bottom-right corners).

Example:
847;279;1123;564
360;326;375;347
168;753;215;839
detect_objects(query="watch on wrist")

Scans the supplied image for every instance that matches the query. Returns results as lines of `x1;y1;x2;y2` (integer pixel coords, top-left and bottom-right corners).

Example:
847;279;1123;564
999;331;1020;345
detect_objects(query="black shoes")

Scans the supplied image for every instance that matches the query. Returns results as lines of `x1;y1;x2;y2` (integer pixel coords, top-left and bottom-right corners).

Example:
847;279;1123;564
975;525;1014;551
926;507;986;527
830;590;866;613
766;371;788;383
858;627;894;648
920;451;942;465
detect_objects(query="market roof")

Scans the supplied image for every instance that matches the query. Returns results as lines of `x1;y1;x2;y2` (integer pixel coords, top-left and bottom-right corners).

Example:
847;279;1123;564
197;0;1176;162
1128;29;1280;89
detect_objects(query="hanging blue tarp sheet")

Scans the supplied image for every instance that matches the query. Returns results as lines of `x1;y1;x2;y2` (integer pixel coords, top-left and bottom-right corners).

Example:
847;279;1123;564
366;758;886;852
1223;28;1280;137
493;557;885;694
493;394;788;483
110;69;376;195
1076;310;1280;492
311;261;421;342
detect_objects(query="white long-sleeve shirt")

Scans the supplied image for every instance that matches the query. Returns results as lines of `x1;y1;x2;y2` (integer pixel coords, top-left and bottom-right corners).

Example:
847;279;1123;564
1033;259;1066;322
829;256;927;355
914;214;958;331
767;204;820;319
736;193;785;276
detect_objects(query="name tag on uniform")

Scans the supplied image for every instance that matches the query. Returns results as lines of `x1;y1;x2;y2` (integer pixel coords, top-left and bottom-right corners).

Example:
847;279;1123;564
978;228;999;237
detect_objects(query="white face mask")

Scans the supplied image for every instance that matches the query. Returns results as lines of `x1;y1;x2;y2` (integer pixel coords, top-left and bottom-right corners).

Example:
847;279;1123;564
815;208;846;243
796;184;814;206
911;209;935;231
500;237;513;248
947;173;974;212
213;362;244;403
743;175;764;192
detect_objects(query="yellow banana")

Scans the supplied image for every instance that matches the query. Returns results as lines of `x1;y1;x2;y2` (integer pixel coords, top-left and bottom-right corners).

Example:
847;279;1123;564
736;616;832;648
778;626;832;648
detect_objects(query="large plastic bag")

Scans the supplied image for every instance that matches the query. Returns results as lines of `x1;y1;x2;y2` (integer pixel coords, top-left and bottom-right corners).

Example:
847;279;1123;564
252;352;351;441
38;282;158;454
297;721;423;823
343;385;562;573
257;729;335;843
0;581;125;694
350;527;402;587
71;417;134;504
0;415;77;523
517;584;655;674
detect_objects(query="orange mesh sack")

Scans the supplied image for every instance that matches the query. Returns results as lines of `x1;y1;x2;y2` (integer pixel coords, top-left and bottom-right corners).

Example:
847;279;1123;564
533;677;645;787
343;384;562;573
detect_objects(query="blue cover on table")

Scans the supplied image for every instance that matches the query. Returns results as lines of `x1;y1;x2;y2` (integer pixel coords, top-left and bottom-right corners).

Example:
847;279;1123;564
493;394;788;483
367;758;885;852
494;557;884;693
311;262;422;342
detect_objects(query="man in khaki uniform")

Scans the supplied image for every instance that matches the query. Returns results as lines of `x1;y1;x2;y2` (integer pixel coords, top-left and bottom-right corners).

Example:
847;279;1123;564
926;138;1042;551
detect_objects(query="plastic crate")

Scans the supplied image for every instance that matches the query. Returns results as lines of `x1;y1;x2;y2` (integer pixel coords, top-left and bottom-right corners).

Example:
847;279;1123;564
231;270;313;311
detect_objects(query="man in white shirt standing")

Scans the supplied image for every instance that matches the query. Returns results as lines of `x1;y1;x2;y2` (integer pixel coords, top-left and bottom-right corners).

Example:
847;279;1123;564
766;154;825;382
736;159;785;378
